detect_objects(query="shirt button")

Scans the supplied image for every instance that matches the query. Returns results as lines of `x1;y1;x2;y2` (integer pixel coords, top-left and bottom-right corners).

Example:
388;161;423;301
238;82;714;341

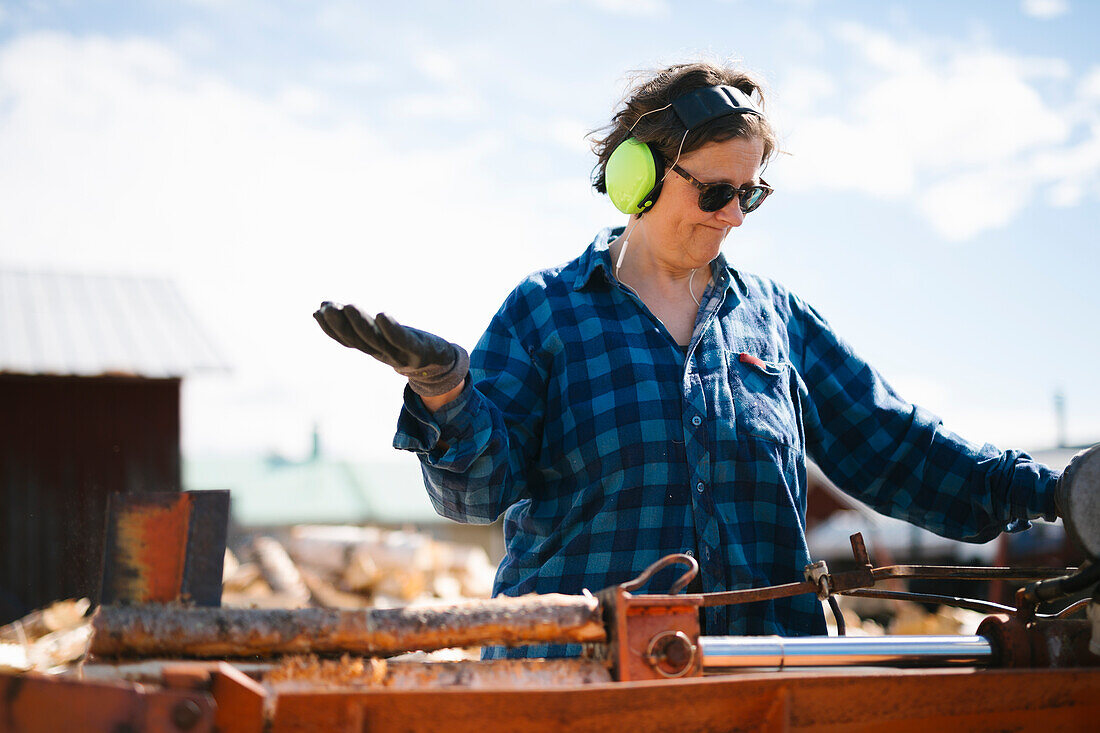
691;416;702;426
685;549;695;557
696;481;705;493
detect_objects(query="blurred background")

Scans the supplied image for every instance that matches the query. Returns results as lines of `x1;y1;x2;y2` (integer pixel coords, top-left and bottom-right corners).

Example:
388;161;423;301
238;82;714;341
1;0;1098;623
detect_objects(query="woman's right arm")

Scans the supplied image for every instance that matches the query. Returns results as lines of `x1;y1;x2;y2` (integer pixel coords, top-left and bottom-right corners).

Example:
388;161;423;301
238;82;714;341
419;382;466;412
392;300;548;525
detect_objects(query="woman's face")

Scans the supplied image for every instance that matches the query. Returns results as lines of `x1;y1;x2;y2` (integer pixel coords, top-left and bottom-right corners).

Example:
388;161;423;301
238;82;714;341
641;135;765;271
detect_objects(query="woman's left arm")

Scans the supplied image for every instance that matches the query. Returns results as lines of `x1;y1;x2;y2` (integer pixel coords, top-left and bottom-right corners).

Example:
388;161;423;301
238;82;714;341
787;292;1059;543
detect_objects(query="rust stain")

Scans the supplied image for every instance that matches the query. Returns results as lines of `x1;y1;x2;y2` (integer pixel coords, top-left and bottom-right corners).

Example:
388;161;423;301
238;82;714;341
113;498;191;603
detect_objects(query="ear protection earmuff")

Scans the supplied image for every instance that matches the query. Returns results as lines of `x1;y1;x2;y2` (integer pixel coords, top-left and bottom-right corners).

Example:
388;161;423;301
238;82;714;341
604;85;764;216
605;138;667;215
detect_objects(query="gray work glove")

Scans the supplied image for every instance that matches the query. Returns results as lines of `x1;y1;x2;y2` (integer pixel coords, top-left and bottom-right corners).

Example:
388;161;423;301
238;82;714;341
1055;443;1100;561
313;302;469;397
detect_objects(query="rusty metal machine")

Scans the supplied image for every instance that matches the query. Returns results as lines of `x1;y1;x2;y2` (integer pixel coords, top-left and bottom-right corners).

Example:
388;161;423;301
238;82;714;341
3;448;1100;731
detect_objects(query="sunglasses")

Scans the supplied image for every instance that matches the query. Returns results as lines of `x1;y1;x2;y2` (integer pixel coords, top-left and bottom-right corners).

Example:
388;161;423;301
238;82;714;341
671;164;773;214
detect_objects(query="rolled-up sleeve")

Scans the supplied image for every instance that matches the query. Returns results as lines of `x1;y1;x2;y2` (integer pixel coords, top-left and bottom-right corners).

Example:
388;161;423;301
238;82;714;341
788;292;1059;543
393;292;547;525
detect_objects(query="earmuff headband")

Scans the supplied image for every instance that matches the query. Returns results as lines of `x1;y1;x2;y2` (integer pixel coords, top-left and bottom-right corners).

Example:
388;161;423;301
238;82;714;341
670;85;763;130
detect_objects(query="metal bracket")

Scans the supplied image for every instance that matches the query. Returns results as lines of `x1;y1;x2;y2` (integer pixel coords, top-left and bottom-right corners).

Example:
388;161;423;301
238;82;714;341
99;490;230;607
804;560;831;600
599;555;703;682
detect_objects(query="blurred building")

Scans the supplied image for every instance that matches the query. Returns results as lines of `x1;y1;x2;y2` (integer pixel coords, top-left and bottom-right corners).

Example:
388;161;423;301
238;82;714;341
184;434;505;564
0;269;225;624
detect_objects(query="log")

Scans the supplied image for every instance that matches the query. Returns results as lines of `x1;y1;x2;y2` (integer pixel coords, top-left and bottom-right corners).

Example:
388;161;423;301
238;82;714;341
298;567;370;609
90;594;606;658
0;599;90;643
253;536;312;608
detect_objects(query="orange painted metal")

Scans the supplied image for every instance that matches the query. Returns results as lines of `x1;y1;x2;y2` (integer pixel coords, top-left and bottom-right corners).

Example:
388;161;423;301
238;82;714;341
101;493;192;604
0;671;215;733
162;661;267;733
9;652;1100;731
599;585;702;681
268;667;1100;732
99;490;229;607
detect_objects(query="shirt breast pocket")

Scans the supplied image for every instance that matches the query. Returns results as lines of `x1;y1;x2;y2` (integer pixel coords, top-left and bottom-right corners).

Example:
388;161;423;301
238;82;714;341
732;354;800;447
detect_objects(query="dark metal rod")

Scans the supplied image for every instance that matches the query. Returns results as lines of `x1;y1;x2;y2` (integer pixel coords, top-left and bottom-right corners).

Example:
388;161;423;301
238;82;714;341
1055;598;1090;618
872;565;1076;582
841;588;1016;616
699;581;816;607
1026;563;1100;603
841;589;1092;619
827;596;845;636
691;566;1076;610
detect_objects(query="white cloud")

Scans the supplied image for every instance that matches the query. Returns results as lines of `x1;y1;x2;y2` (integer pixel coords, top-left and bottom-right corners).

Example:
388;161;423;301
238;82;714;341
0;31;598;458
584;0;669;18
776;22;1099;240
386;90;485;122
1021;0;1069;19
313;60;381;86
415;50;460;85
1078;67;1100;99
916;165;1029;241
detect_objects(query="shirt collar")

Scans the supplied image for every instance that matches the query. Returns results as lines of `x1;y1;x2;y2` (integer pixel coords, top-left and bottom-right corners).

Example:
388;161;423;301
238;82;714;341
573;226;743;299
572;226;621;292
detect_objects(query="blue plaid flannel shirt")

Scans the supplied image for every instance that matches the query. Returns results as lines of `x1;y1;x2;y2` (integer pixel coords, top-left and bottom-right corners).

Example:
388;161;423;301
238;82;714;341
394;226;1059;658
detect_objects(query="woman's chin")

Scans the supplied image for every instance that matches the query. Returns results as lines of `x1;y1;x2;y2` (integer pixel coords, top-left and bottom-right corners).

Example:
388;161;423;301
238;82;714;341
699;228;727;257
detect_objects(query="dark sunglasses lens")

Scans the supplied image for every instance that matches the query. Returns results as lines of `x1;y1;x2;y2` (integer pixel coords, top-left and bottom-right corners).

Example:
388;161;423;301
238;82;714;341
698;185;737;212
741;187;766;213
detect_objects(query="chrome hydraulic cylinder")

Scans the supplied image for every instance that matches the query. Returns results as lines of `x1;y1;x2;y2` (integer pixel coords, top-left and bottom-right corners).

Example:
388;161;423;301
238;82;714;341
700;635;994;672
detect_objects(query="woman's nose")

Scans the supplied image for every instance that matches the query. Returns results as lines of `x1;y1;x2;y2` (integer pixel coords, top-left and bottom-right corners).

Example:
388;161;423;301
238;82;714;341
714;198;745;227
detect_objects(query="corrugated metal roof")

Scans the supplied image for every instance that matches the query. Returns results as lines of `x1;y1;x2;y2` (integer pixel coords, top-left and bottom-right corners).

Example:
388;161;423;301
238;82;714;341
0;268;228;378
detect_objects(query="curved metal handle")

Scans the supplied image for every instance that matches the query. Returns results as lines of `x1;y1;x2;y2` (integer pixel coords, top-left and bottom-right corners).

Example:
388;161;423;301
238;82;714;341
620;553;699;595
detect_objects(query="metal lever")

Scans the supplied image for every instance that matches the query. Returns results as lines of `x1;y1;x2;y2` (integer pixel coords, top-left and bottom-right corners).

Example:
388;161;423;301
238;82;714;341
619;553;699;595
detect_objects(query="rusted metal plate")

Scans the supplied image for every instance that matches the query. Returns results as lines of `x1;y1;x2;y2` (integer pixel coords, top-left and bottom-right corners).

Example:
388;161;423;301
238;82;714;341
99;490;228;606
978;614;1100;668
180;491;231;606
0;671;216;733
268;668;1100;732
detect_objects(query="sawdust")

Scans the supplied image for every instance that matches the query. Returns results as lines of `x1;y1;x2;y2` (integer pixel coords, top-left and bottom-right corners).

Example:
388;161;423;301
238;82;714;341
268;653;388;685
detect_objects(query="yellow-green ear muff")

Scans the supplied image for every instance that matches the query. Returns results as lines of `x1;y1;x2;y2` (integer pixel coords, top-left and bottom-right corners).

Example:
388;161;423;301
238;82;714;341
605;137;664;215
601;85;764;215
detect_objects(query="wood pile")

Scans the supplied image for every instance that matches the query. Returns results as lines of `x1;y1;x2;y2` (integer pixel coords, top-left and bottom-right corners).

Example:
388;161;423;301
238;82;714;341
223;525;497;610
0;599;92;673
0;524;497;670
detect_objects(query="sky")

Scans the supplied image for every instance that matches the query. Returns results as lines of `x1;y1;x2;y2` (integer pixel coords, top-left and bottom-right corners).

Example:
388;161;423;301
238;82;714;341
1;0;1097;463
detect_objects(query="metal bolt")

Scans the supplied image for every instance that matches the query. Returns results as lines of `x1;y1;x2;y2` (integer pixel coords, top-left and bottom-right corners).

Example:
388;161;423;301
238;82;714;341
645;631;697;678
171;699;203;730
664;637;692;667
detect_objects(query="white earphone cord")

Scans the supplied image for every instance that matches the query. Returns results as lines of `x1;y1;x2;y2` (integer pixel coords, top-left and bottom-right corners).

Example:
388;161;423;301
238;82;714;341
616;105;703;308
615;219;702;309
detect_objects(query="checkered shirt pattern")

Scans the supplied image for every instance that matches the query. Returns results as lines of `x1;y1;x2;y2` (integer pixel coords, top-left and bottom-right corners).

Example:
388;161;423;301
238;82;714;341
394;227;1059;659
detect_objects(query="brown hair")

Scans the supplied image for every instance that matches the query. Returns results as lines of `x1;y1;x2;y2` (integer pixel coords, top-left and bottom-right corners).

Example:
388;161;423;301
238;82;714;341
589;61;777;193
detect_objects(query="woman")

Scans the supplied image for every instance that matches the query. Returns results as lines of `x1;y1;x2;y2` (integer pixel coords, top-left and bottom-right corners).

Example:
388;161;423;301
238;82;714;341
314;61;1064;658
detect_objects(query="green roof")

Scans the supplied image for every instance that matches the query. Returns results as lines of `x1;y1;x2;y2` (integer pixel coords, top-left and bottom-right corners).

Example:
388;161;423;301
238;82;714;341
183;454;441;527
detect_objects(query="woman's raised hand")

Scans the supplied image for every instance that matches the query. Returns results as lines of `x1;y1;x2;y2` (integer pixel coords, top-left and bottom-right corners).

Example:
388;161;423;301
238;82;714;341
313;302;468;398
